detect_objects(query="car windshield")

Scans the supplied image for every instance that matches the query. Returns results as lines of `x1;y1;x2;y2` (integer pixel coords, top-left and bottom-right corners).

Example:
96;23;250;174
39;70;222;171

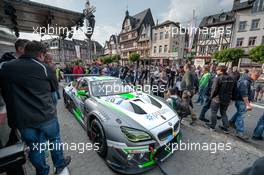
90;79;133;97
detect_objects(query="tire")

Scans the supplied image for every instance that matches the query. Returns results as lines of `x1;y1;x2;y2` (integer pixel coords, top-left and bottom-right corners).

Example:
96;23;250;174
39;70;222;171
89;119;107;158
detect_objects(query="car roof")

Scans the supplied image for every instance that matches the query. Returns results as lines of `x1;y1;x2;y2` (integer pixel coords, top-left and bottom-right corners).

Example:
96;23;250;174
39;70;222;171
83;76;120;82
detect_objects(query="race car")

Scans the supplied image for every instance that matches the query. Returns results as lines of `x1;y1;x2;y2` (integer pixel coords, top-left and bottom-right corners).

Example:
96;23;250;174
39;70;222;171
63;76;181;174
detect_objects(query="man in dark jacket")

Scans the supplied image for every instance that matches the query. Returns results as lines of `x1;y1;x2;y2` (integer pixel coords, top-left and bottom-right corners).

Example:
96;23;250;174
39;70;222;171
206;66;234;133
230;69;253;140
230;66;240;82
0;41;70;175
0;39;29;147
0;39;28;64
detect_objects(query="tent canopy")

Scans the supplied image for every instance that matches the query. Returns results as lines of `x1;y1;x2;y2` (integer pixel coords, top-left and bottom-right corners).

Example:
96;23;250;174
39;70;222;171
0;0;84;36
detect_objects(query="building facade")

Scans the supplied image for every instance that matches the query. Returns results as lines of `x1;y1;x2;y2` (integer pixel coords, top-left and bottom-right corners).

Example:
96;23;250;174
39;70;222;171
195;11;235;66
104;35;120;56
232;0;264;68
151;20;186;65
119;9;155;65
43;38;103;63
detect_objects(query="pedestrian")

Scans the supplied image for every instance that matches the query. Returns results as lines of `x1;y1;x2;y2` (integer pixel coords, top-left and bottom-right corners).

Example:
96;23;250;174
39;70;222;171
230;69;254;140
0;39;29;148
252;112;264;141
199;64;217;122
195;65;210;105
63;64;72;83
165;88;191;119
181;63;198;108
158;69;168;98
44;53;60;106
0;41;71;175
229;66;240;82
0;39;28;67
254;73;264;102
205;66;234;133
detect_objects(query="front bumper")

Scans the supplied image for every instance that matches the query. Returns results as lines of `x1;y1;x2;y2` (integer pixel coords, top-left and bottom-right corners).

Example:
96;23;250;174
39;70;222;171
105;132;182;174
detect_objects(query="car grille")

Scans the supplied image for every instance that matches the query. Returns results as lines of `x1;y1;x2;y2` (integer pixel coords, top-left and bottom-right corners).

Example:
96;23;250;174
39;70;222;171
158;121;180;141
158;128;172;141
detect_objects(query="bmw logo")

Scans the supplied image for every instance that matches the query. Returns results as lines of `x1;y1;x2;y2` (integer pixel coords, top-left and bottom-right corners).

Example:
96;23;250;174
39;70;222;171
168;122;172;126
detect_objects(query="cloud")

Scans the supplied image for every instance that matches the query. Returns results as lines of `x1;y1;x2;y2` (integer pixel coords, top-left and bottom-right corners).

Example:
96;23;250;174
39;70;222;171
162;0;233;25
92;24;121;45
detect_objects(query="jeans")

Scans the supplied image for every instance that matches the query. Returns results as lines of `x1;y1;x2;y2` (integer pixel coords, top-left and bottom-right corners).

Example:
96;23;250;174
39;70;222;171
253;112;264;137
210;100;229;129
199;96;211;119
196;87;206;105
19;118;65;175
230;101;247;134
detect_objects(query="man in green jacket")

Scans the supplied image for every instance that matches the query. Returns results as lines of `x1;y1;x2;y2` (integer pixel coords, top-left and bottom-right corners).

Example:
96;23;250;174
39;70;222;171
196;65;210;105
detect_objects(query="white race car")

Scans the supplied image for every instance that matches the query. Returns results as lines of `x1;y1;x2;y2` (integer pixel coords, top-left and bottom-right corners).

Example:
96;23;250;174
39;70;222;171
63;76;181;174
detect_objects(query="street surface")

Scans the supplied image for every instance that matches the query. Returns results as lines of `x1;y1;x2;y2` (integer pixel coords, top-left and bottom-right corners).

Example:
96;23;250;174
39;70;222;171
2;87;263;175
47;88;263;175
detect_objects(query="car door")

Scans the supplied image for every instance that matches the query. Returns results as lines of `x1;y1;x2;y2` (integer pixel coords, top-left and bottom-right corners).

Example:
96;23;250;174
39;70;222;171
74;79;90;124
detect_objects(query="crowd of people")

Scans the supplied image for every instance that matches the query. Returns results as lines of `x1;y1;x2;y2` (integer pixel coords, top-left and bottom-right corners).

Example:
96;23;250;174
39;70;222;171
0;39;264;175
56;57;264;141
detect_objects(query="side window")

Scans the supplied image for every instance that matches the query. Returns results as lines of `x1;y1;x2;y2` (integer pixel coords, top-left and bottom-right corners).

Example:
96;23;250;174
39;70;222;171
77;80;89;91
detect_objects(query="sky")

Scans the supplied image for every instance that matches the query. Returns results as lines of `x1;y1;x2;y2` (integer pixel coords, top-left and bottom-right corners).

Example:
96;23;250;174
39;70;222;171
18;0;234;45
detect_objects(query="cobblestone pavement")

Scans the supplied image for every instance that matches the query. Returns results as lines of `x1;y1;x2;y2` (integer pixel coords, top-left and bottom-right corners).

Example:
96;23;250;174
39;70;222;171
2;85;262;175
53;93;263;175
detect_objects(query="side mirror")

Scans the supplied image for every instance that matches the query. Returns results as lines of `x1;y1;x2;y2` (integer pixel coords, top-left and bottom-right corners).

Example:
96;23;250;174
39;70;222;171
77;90;90;98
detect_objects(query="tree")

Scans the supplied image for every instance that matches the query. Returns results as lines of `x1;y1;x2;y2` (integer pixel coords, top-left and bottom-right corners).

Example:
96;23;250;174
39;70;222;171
111;54;121;63
129;52;140;62
249;45;264;64
101;56;113;64
213;48;244;66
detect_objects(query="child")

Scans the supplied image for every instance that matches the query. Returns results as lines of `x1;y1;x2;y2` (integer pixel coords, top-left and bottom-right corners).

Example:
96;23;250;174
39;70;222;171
166;88;191;120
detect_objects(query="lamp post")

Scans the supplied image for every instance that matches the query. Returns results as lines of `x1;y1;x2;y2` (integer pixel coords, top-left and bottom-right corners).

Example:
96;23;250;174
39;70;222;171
84;0;96;63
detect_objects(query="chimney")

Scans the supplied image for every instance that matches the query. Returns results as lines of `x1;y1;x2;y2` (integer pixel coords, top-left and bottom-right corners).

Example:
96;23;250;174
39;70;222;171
156;19;159;26
233;0;240;10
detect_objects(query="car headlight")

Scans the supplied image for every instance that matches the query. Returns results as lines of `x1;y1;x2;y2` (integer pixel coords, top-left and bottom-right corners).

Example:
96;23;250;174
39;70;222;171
121;126;152;142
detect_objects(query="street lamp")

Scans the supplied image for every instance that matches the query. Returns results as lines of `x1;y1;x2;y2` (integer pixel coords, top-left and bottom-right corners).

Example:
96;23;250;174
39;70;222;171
83;0;96;63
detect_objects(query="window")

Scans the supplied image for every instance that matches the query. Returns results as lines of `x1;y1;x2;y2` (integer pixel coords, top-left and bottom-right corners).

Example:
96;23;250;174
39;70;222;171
236;38;244;47
160;32;164;40
262;36;264;44
153;46;157;53
77;80;89;92
252;0;264;13
208;17;214;24
123;52;127;57
238;21;247;31
222;44;229;50
248;37;257;46
154;33;157;41
165;31;169;39
208;45;219;54
251;19;260;30
164;45;168;53
159;46;162;53
199;46;206;54
220;15;226;21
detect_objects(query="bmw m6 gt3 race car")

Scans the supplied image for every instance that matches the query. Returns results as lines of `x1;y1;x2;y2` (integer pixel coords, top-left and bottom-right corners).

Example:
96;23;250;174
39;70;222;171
63;76;181;174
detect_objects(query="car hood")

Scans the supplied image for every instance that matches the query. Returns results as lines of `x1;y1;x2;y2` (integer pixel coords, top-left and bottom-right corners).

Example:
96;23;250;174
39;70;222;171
96;92;179;130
